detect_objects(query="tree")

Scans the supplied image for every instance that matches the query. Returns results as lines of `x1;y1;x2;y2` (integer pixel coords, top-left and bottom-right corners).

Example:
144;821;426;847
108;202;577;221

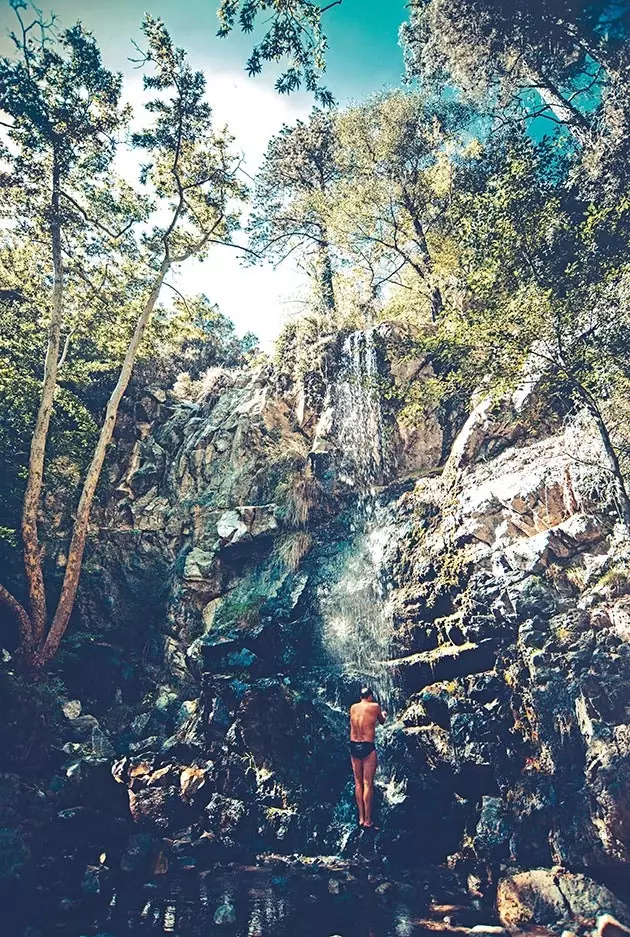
0;1;132;663
248;108;339;325
0;6;245;669
401;0;630;141
331;91;472;322
216;0;339;104
149;294;259;383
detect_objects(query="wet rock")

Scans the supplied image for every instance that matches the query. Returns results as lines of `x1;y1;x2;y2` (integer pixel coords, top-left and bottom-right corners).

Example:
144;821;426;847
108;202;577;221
512;576;558;619
39;320;630;883
120;833;155;873
183;547;224;596
559;513;605;546
205;793;247;840
473;797;510;858
217;509;249;544
226;647;257;669
130;712;151;737
129;736;160;755
387;640;497;692
497;869;630;930
215;505;278;544
579;724;630;863
375;881;394;896
62;700;82;719
503;527;577;573
179;764;212;803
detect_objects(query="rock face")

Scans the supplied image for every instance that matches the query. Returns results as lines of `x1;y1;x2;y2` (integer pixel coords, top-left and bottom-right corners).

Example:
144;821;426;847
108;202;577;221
20;323;630;925
497;869;630;930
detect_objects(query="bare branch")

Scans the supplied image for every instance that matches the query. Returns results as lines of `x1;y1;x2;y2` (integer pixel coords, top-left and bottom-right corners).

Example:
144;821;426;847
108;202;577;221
60;190;134;240
57;327;76;371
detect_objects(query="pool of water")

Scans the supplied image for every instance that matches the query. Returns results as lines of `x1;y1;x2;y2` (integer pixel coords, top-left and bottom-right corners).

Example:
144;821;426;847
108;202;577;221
20;862;489;937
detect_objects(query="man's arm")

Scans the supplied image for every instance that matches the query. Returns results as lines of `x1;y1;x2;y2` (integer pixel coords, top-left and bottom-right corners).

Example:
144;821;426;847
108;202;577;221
377;705;387;724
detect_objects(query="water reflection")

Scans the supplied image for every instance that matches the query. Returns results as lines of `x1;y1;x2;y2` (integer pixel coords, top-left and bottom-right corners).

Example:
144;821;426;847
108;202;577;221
45;865;444;937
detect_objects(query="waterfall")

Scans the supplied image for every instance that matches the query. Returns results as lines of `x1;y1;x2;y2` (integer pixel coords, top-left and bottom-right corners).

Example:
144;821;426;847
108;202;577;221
330;329;390;489
319;328;401;710
319;496;400;710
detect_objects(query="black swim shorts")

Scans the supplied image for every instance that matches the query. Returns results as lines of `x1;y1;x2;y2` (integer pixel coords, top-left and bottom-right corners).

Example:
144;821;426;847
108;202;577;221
349;741;376;760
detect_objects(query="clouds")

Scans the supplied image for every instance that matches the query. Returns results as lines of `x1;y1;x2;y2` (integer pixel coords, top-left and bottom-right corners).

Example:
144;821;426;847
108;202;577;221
118;66;312;350
177;69;312;350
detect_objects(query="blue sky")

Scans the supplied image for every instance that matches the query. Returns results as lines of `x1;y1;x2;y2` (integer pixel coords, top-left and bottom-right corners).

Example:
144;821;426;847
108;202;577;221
0;1;409;348
1;0;408;100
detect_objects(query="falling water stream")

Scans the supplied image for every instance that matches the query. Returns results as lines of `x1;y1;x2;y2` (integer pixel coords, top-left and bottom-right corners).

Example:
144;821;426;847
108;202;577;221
319;328;402;711
319;497;399;710
331;330;389;490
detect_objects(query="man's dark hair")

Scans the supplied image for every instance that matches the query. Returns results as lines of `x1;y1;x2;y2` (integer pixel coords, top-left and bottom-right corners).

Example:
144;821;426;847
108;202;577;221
360;686;373;699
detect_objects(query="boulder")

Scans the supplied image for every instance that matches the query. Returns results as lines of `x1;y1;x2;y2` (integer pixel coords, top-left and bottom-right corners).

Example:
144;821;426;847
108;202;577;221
386;640;497;692
216;509;249;544
497;869;630;930
62;700;82;719
182;547;224;597
205;793;247;840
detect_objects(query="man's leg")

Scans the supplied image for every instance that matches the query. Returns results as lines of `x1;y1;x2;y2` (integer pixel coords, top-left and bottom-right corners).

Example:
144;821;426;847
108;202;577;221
362;750;378;828
351;755;365;825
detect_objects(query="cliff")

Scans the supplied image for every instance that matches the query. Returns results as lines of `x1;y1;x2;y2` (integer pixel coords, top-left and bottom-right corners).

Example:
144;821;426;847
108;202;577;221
3;324;630;934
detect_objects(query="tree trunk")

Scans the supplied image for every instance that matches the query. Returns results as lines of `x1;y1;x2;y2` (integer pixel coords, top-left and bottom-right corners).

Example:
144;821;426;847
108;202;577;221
525;68;592;142
407;206;443;321
21;156;64;651
572;383;630;530
0;585;33;661
318;233;336;328
34;257;171;668
590;407;630;531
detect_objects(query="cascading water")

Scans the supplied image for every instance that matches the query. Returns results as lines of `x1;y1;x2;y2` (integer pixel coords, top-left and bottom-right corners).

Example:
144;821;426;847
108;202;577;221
318;328;401;710
330;329;390;489
320;496;400;709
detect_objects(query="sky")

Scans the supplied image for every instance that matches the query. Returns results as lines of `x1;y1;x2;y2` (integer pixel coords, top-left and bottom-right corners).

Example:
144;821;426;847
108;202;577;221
0;0;409;349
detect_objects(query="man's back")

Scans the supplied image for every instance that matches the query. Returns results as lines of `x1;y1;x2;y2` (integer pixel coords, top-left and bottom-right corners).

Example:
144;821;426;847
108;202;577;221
350;700;383;742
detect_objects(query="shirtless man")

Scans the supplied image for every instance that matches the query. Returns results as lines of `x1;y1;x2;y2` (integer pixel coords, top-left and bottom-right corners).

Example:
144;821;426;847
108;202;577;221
349;687;387;829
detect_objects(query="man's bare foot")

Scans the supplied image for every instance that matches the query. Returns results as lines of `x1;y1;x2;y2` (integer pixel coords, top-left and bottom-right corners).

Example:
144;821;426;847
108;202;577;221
363;822;380;830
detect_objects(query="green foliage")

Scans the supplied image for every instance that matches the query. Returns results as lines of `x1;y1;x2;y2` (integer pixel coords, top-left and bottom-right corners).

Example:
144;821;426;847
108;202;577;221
273;315;324;384
593;564;630;598
0;667;67;772
216;0;336;105
276;531;313;571
402;0;628;137
0;827;30;882
249;109;338;319
434;546;473;592
331;90;474;321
